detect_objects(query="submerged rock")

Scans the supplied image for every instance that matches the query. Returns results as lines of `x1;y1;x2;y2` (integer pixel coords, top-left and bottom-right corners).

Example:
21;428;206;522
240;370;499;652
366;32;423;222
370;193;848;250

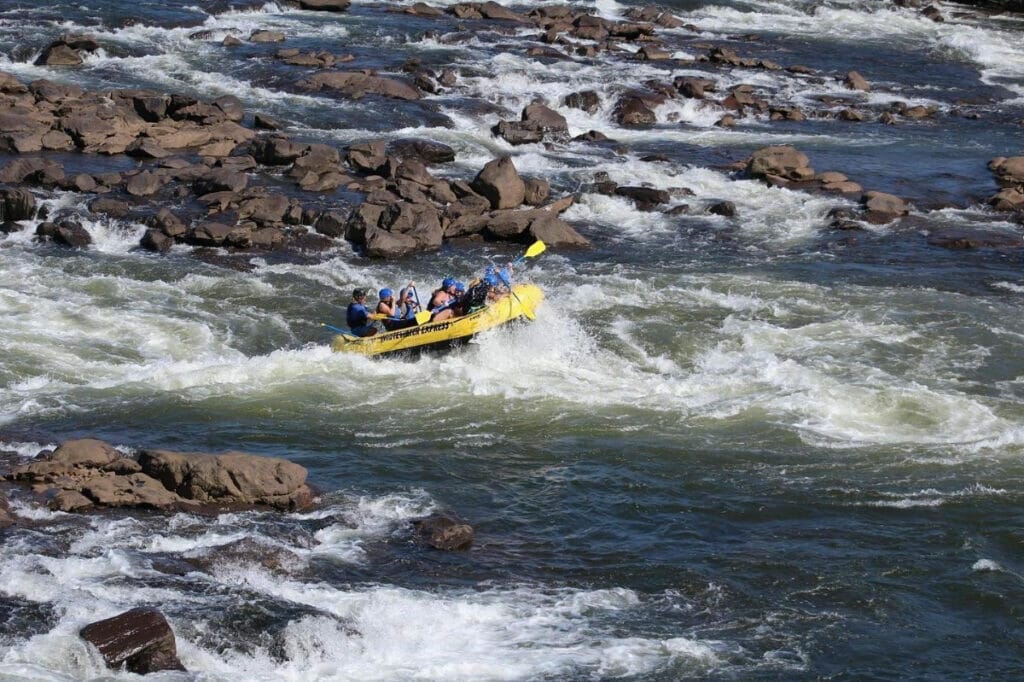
412;513;474;550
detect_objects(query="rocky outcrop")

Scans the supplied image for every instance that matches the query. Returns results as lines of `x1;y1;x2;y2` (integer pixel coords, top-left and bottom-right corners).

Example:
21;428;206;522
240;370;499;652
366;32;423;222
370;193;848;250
137;448;313;510
299;71;421;101
2;438;315;512
80;608;185;675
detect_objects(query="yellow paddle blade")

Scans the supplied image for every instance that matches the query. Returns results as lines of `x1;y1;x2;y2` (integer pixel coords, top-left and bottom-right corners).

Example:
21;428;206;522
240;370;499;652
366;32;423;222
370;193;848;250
524;240;546;259
415;310;433;325
368;313;389;320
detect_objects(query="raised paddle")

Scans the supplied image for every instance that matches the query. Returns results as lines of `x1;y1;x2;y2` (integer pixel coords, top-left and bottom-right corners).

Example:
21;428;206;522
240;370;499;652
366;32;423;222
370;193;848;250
512;240;546;265
501;240;546;320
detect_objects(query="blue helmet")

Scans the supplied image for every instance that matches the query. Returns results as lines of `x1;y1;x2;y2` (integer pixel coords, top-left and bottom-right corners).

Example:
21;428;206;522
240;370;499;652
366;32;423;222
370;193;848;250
379;288;393;299
484;273;500;287
442;277;456;289
454;281;466;293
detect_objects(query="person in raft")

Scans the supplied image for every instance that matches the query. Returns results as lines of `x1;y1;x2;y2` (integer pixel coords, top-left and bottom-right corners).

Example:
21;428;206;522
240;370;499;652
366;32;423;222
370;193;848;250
427;277;459;322
346;288;377;337
380;284;420;331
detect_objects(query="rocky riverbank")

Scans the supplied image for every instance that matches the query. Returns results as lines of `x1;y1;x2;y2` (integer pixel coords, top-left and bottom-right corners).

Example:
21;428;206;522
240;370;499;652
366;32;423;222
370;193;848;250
3;1;1022;269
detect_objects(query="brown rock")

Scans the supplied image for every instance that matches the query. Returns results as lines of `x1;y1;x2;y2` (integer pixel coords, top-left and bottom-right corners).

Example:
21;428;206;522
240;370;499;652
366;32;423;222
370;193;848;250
523;177;550;206
989;156;1024;188
844;70;870;92
137;449;313;510
412;513;474;550
862;191;909;224
747;146;814;181
49;490;94;512
126;171;165;197
80;608;185;675
302;71;420;101
471;156;526;210
615;96;656;126
0;188;36;222
564;90;600;114
50;439;120;467
250;30;286;43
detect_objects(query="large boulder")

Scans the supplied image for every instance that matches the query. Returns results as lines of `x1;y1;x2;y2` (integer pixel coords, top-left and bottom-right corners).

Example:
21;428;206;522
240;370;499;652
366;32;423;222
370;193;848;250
137;449;313;510
0;188;36;222
50;438;120;468
80;608;185;675
747;146;815;182
471;156;526;210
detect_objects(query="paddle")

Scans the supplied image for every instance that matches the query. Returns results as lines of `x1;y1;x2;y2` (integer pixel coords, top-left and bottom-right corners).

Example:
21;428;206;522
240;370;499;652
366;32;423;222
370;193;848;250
501;240;546;320
321;323;351;335
411;285;433;325
512;240;546;265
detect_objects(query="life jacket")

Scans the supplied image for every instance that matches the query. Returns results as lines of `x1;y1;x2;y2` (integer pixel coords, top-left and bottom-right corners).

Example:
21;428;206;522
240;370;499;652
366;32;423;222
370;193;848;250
346;302;368;329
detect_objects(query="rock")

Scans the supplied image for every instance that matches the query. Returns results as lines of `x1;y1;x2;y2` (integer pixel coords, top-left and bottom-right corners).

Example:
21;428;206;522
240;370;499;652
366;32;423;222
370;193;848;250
522;102;568;133
223;35;243;47
526;211;588;247
708;200;736;217
249;227;286;249
0;157;65;184
0;71;27;93
299;0;351;9
254;113;282;130
238;194;290;224
137;449;313;510
0;188;36;222
471;156;526;210
250;30;286;43
141;229;175;253
251;135;307;165
35;43;84;67
347;140;387;173
988;187;1024;212
189;537;303;574
126;171;165;197
615;186;669;206
615;96;656;126
747;146;815;181
194;168;248;195
844;70;871;92
926;227;1024;250
412;513;474;550
862;191;909;224
50;439;120;467
80;608;185;675
0;493;13;528
989;156;1024;188
387;138;456;164
301;71;420;101
37;220;92;248
81;472;187;508
564;90;600;114
363;226;420;258
89;197;131;218
523;178;550;206
49;490;94;512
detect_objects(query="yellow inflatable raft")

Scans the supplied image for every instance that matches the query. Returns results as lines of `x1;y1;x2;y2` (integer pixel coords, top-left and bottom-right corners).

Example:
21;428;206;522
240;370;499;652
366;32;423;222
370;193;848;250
330;283;543;356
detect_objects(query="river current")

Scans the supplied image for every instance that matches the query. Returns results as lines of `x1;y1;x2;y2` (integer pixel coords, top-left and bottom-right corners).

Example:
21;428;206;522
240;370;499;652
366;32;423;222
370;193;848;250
2;0;1024;679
